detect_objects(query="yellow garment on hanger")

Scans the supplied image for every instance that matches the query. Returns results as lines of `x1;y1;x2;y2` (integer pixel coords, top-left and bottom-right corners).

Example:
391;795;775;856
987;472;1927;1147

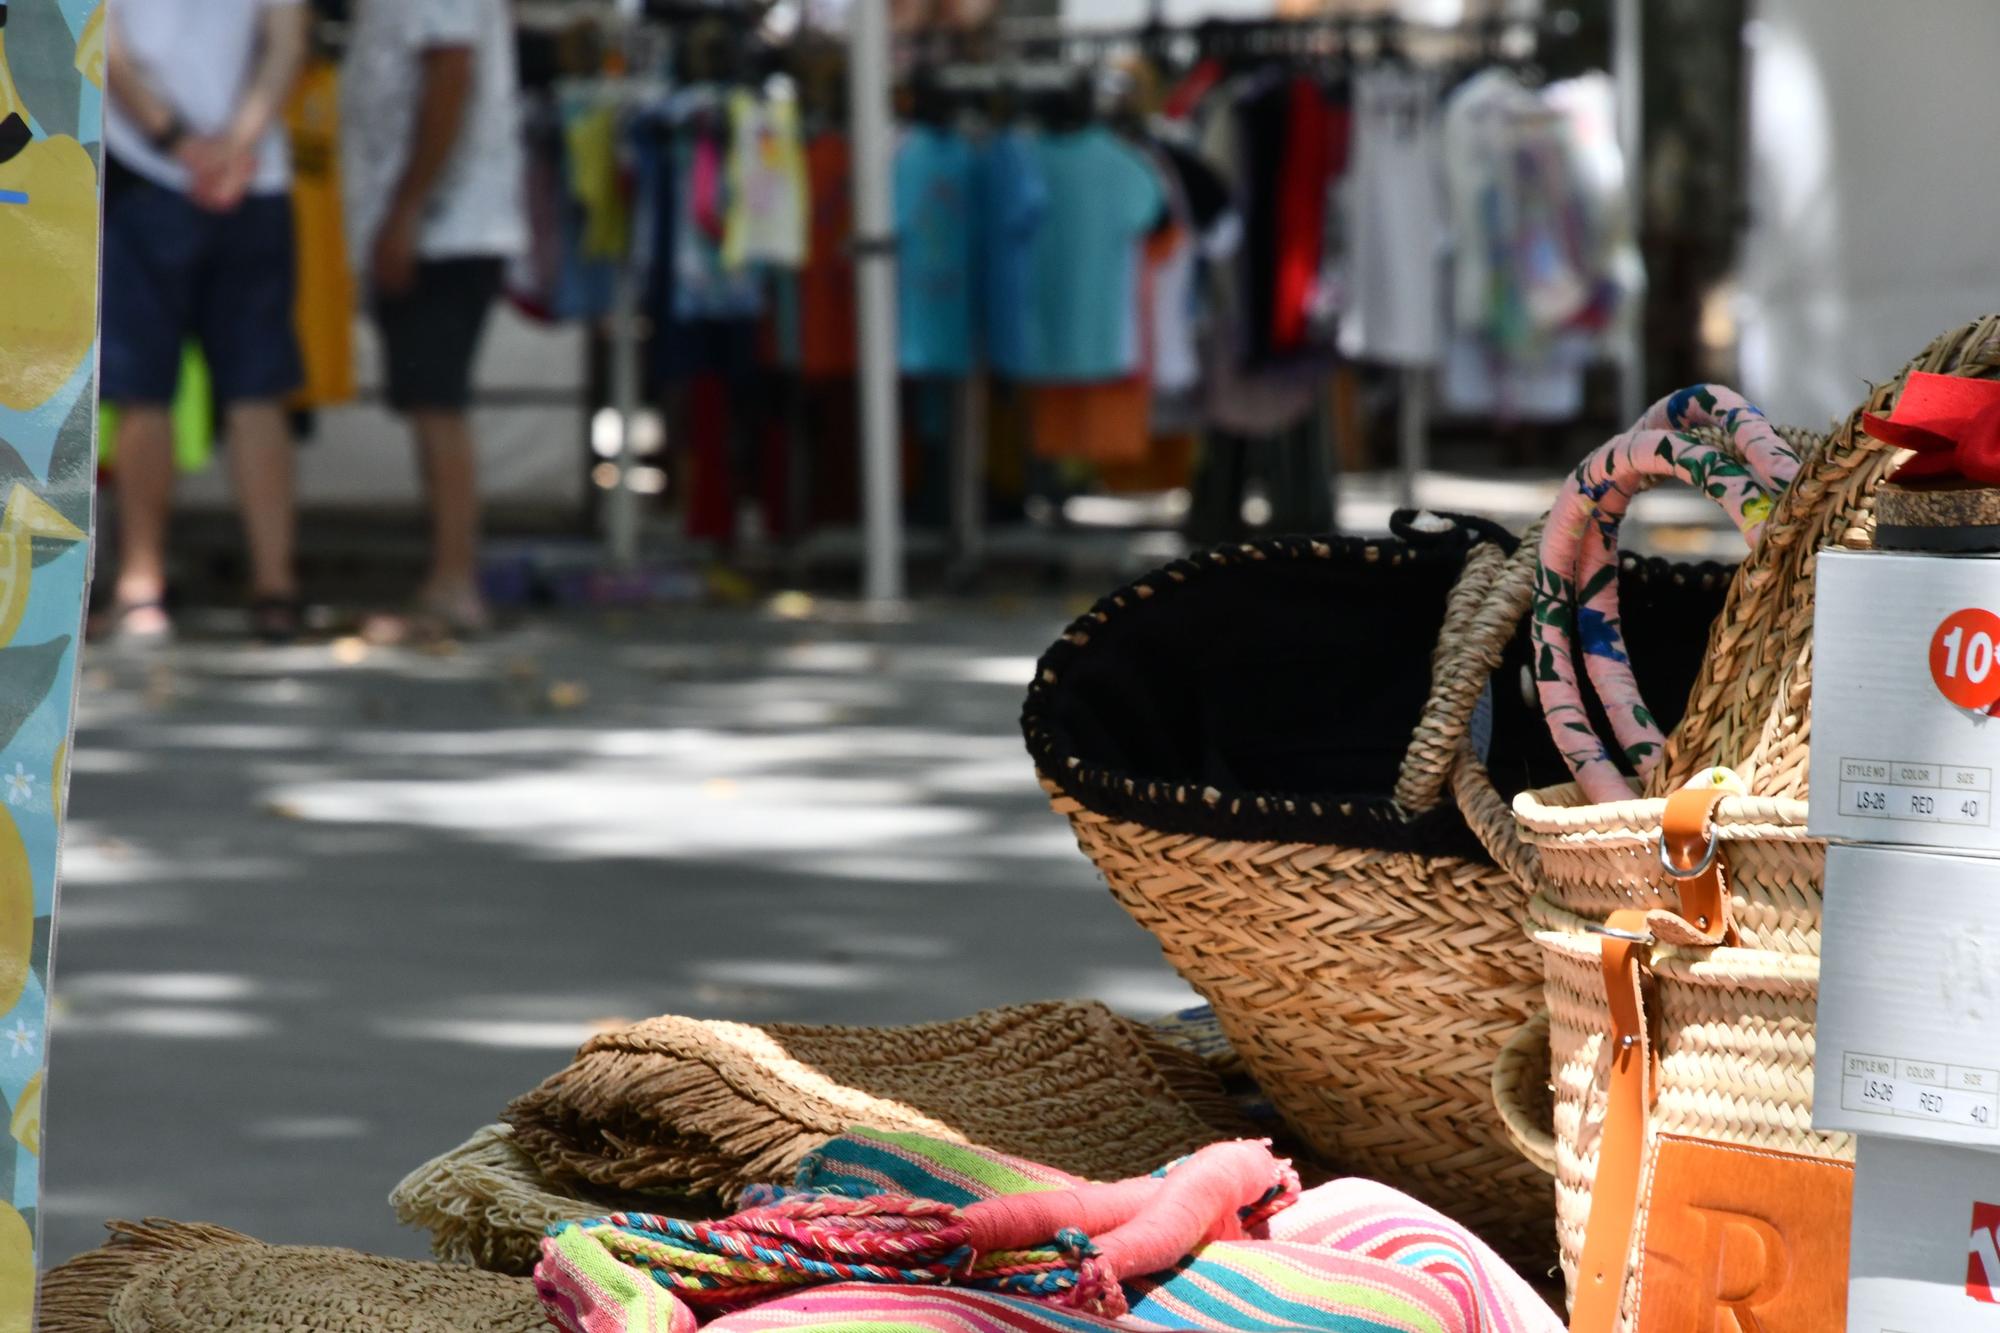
722;88;807;271
286;58;356;407
567;105;628;260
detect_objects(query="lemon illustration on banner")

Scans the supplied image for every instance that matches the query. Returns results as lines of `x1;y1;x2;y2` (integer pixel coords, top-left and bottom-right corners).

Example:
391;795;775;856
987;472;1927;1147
0;809;28;1017
0;1203;25;1333
0;2;96;411
9;1068;36;1154
72;1;101;89
0;482;81;647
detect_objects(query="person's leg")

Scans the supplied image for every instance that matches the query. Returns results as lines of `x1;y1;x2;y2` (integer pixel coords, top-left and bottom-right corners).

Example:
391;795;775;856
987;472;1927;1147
224;401;298;601
99;161;201;636
375;259;501;632
411;408;480;598
200;192;305;636
110;408;176;631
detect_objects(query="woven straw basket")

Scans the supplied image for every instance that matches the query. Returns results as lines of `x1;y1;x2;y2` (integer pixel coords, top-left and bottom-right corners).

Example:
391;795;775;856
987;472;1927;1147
1026;516;1733;1269
1483;317;2000;1319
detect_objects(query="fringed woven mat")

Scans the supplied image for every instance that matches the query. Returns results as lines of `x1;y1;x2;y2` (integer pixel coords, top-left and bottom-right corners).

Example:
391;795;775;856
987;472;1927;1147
40;1219;544;1333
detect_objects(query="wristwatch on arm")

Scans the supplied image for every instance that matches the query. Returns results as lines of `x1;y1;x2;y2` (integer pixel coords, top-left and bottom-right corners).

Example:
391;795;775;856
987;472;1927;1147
150;110;187;155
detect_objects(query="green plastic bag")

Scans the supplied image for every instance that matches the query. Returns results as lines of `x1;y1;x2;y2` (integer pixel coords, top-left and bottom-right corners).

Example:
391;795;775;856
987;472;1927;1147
98;342;215;473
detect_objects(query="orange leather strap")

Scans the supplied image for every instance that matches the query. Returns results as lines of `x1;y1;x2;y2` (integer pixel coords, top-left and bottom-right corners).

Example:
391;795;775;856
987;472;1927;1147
1649;786;1734;948
1569;906;1656;1333
1569;786;1735;1332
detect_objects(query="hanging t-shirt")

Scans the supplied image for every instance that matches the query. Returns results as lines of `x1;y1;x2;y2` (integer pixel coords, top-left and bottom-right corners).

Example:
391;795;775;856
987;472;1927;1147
671;129;764;322
105;0;302;196
1029;379;1150;465
1338;63;1447;367
1023;127;1164;382
565;102;627;261
1141;143;1200;398
894;125;981;375
285;59;356;407
980;129;1048;380
1271;76;1330;354
799;133;858;377
722;87;808;270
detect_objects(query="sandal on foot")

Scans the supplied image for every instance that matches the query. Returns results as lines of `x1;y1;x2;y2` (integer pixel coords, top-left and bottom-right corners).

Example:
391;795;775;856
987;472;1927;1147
92;598;174;646
248;596;304;645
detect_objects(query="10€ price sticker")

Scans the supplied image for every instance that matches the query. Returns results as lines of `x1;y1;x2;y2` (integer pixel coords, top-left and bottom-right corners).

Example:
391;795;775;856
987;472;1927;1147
1931;608;2000;711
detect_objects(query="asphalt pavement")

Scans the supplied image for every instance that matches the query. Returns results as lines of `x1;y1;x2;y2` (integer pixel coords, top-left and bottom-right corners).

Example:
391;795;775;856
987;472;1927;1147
40;601;1196;1264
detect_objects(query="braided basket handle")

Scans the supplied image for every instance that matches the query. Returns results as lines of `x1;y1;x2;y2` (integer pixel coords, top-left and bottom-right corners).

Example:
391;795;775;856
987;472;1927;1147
1648;318;2000;797
1534;389;1798;804
1435;536;1558;894
1394;519;1543;815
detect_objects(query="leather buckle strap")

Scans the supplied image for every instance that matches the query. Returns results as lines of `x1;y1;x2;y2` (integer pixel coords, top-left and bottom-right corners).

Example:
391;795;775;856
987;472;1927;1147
1568;787;1737;1331
1647;786;1735;949
1569;906;1657;1333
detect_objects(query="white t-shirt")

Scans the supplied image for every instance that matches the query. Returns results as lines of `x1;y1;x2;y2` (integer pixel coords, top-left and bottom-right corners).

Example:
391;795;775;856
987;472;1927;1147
104;0;303;197
340;0;527;269
1338;65;1448;368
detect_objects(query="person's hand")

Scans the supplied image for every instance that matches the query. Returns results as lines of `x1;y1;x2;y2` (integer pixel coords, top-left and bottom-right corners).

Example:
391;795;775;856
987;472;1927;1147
371;204;422;298
176;135;249;212
205;142;257;213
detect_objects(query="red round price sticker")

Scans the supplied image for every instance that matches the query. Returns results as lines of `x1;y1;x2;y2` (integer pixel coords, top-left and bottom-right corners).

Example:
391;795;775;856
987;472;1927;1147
1931;608;2000;710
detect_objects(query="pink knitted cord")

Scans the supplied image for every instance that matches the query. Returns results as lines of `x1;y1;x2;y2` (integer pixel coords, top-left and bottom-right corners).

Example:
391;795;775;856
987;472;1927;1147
1533;385;1796;802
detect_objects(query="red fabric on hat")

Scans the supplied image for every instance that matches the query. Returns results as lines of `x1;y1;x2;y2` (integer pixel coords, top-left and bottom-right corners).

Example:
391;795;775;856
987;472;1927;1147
1866;371;2000;484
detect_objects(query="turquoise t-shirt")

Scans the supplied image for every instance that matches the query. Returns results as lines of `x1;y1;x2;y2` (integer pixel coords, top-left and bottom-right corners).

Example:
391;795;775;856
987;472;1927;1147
1024;129;1165;382
981;130;1048;379
894;127;981;375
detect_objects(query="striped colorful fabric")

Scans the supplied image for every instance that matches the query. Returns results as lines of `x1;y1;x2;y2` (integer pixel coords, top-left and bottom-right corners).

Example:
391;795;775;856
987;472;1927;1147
538;1132;1560;1333
709;1284;1227;1333
1126;1180;1554;1333
790;1128;1084;1208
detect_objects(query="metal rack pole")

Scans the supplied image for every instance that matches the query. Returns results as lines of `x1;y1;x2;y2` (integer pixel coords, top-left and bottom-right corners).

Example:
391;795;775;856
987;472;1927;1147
1613;0;1646;421
606;263;643;571
848;0;906;607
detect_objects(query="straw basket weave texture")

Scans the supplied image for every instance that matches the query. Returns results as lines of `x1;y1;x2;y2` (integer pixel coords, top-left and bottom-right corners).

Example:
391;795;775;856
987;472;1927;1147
1026;516;1736;1271
1031;511;1740;1270
504;1001;1250;1200
1486;320;2000;1321
40;1219;545;1333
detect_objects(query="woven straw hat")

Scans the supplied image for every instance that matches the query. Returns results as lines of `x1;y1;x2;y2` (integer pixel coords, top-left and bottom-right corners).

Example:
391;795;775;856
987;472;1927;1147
399;1009;1265;1277
504;1000;1249;1199
41;1219;544;1333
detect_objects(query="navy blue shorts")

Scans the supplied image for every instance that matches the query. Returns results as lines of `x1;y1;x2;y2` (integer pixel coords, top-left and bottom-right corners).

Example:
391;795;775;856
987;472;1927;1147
101;156;305;407
372;258;503;412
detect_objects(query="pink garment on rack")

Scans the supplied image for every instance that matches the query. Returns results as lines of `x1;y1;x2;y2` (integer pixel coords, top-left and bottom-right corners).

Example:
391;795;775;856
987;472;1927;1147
693;135;726;241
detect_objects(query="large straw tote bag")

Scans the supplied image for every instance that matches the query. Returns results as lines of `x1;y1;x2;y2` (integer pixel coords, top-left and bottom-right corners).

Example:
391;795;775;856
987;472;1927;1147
1023;514;1733;1268
1482;325;2000;1328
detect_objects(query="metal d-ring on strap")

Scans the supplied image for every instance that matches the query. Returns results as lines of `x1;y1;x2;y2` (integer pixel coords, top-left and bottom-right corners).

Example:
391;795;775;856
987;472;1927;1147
1657;819;1721;881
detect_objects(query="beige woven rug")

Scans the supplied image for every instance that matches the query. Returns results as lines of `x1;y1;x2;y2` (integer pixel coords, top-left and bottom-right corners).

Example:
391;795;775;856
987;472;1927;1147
504;999;1249;1198
40;1219;544;1333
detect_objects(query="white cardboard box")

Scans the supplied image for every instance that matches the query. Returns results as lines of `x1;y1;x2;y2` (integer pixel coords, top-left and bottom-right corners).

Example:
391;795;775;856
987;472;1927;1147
1816;844;2000;1147
1850;1136;2000;1332
1810;549;2000;855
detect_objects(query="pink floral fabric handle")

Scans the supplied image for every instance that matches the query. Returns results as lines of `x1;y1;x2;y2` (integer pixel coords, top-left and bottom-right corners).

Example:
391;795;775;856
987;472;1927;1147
1534;386;1799;802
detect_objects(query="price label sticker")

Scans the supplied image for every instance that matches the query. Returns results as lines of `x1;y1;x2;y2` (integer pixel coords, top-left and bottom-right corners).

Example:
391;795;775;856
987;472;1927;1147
1931;608;2000;711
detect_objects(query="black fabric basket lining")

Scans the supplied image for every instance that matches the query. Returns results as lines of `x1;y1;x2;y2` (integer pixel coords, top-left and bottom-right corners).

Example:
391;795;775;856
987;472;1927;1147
1023;519;1734;860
